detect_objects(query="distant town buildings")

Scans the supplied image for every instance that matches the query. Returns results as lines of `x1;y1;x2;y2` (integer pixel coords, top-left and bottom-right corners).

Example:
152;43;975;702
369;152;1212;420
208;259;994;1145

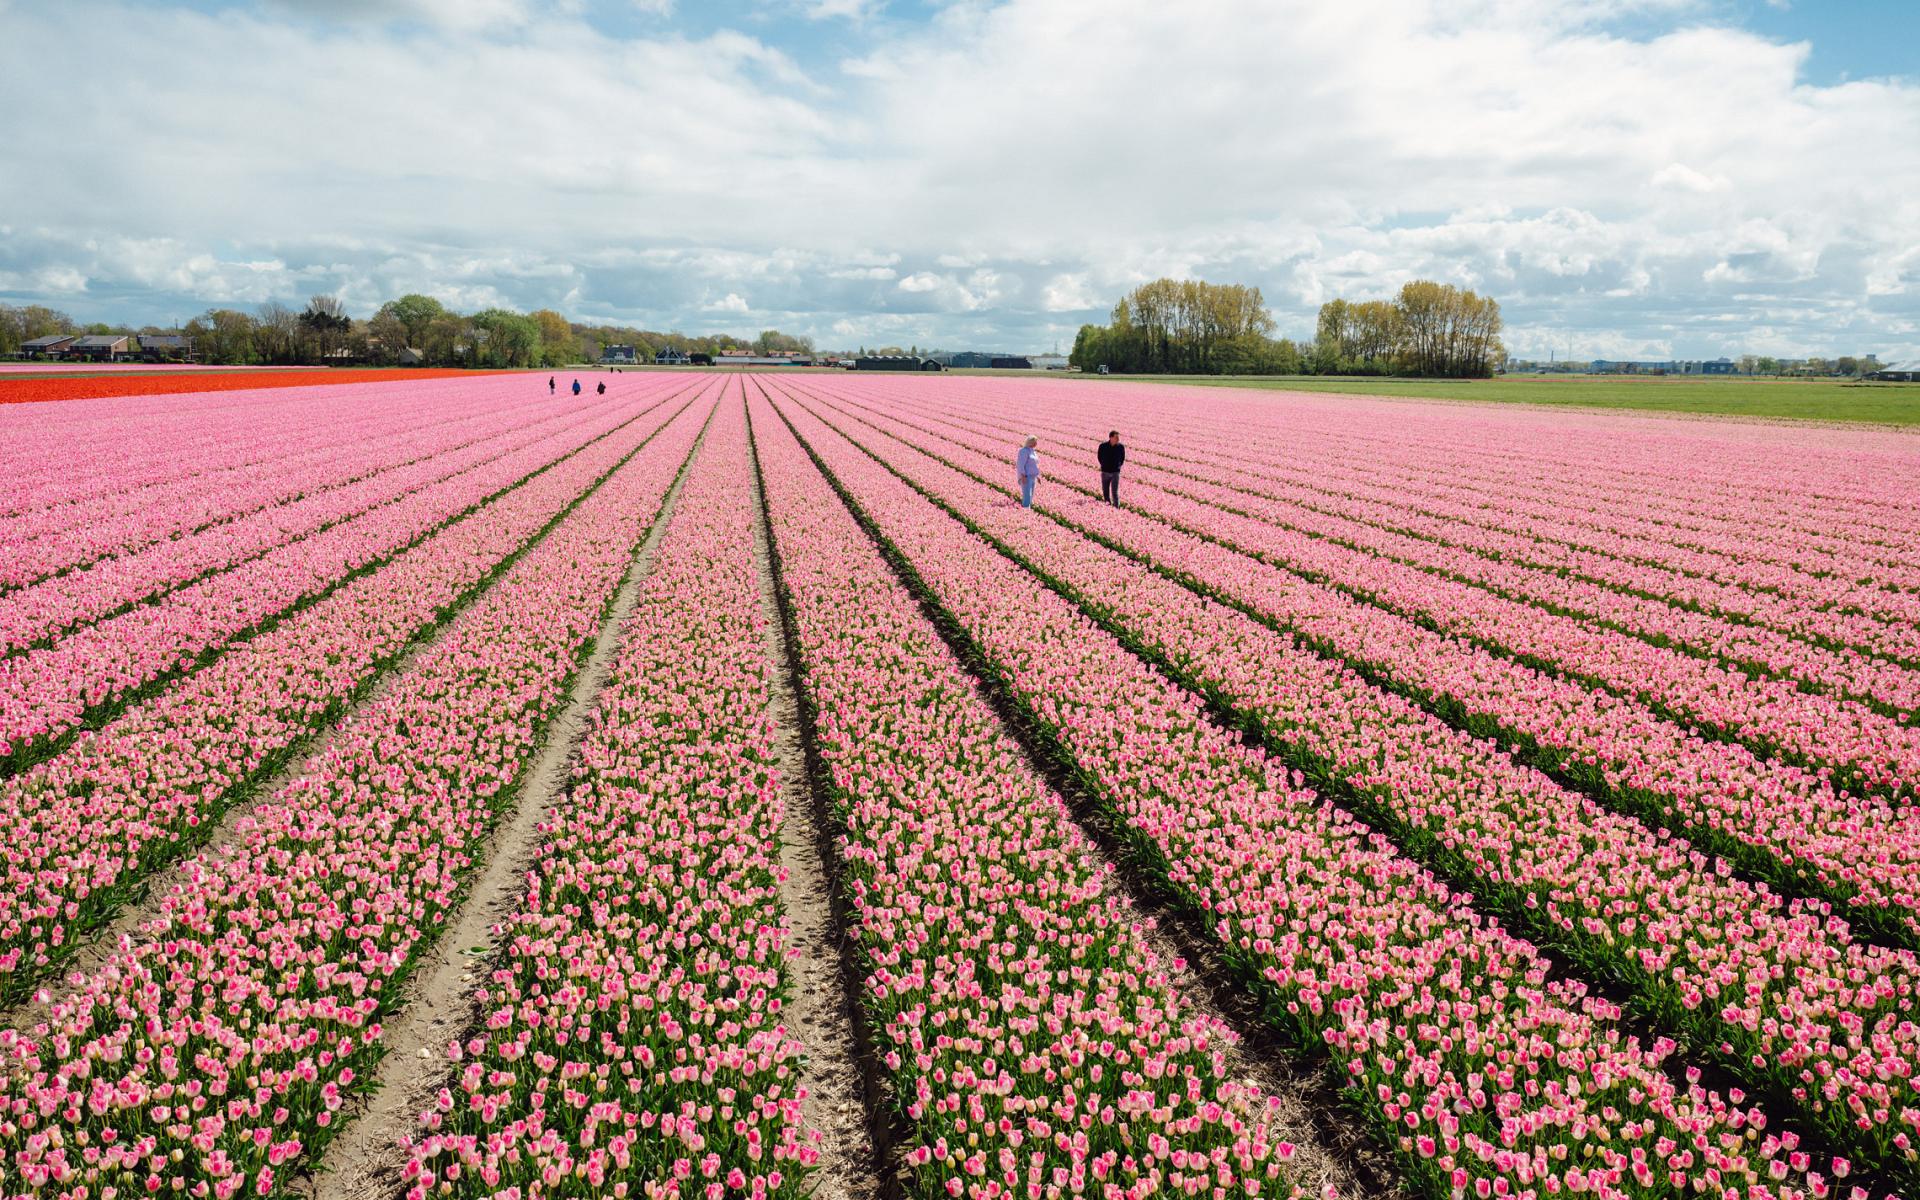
139;334;193;362
1585;358;1737;375
713;349;816;366
72;335;134;361
601;344;638;364
20;334;77;359
853;354;944;372
14;332;195;362
941;351;1073;370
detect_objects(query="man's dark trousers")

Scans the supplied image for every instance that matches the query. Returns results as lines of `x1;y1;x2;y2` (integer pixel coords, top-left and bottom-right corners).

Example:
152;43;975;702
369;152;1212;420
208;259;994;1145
1101;471;1120;505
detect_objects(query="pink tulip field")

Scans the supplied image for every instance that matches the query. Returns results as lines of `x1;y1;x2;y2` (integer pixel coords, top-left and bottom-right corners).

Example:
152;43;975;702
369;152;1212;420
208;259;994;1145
0;370;1915;1200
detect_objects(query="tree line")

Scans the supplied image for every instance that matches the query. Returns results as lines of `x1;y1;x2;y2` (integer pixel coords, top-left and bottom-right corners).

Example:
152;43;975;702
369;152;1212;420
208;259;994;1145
1069;278;1506;378
0;297;816;369
1069;280;1300;375
1312;281;1504;377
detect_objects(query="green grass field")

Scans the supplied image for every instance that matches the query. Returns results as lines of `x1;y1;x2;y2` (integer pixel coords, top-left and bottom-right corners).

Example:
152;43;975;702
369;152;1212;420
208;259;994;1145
1024;371;1920;426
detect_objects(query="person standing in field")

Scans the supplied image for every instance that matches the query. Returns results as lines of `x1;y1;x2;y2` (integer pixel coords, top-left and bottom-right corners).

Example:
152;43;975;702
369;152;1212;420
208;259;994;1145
596;380;606;395
572;379;582;396
548;376;555;394
1015;437;1041;509
1097;430;1125;507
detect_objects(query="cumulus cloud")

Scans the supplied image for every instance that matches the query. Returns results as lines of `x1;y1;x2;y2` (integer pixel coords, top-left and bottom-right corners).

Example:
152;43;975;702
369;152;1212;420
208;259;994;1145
0;0;1914;356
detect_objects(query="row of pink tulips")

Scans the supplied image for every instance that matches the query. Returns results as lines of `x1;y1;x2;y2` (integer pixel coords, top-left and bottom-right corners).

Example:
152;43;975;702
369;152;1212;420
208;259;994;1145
0;378;536;532
796;387;1920;946
0;391;648;652
812;386;1920;800
749;390;1300;1200
1183;385;1920;556
0;390;713;1198
406;395;821;1199
1093;444;1920;716
1106;429;1920;656
1105;395;1920;609
758;382;1848;1200
775;388;1920;1184
865;379;1920;622
0;388;678;773
842;385;1920;730
1;383;585;591
0;388;710;1003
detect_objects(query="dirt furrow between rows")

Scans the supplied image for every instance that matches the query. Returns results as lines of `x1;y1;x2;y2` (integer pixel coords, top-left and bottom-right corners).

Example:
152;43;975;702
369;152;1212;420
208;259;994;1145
749;427;883;1200
299;418;715;1200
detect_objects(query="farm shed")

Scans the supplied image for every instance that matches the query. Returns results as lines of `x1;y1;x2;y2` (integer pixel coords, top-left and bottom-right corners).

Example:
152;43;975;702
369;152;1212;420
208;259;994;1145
853;354;944;372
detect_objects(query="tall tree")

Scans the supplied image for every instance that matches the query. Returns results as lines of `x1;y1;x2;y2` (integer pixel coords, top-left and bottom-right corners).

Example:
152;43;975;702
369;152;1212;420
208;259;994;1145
528;309;575;366
384;294;447;348
299;295;352;361
184;308;258;364
469;308;540;368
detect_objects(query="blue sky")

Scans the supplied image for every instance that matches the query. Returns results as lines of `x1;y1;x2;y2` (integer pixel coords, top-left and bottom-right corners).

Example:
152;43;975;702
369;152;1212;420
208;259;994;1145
2;0;1917;359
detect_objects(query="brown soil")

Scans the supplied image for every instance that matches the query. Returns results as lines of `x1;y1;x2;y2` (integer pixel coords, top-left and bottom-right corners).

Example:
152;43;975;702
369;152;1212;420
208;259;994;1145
750;458;882;1200
298;429;708;1200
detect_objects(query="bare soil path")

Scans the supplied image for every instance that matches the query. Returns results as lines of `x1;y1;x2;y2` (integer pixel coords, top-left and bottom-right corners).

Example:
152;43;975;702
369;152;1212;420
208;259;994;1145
299;424;710;1200
749;436;883;1200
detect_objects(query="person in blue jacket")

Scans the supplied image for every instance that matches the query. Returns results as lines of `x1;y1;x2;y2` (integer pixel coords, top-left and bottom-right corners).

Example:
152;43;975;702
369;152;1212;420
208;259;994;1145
571;378;582;396
1015;437;1041;508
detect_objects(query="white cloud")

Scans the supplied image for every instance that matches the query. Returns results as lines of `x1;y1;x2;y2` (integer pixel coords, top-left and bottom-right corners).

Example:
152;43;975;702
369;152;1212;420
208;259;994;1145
704;292;752;313
0;0;1915;357
803;0;884;18
1650;163;1726;193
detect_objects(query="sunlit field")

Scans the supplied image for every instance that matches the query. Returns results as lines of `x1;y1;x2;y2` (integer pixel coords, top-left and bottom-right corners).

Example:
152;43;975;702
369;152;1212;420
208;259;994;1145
0;371;1913;1200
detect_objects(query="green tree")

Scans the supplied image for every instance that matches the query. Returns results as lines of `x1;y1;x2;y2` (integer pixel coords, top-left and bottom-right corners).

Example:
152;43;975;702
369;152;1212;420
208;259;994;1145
469;308;541;368
184;308;259;364
528;309;575;366
299;295;351;362
385;294;447;348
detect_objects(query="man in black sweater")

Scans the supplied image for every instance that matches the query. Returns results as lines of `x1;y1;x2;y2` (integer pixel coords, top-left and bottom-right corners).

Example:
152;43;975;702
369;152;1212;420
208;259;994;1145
1097;430;1125;507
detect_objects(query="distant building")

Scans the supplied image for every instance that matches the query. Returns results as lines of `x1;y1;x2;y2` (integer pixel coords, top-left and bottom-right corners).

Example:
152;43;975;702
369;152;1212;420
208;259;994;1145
138;334;194;362
655;349;691;365
990;356;1032;370
714;349;816;366
1867;363;1919;382
601;344;638;364
20;334;77;359
948;351;998;369
853;354;943;372
1590;357;1740;376
397;347;426;366
72;334;133;362
1029;354;1071;371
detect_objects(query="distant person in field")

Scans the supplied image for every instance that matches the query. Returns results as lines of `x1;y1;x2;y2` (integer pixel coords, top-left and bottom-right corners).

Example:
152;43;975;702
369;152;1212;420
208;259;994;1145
571;378;582;396
1015;437;1041;509
596;380;606;395
548;376;555;394
1097;430;1125;507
